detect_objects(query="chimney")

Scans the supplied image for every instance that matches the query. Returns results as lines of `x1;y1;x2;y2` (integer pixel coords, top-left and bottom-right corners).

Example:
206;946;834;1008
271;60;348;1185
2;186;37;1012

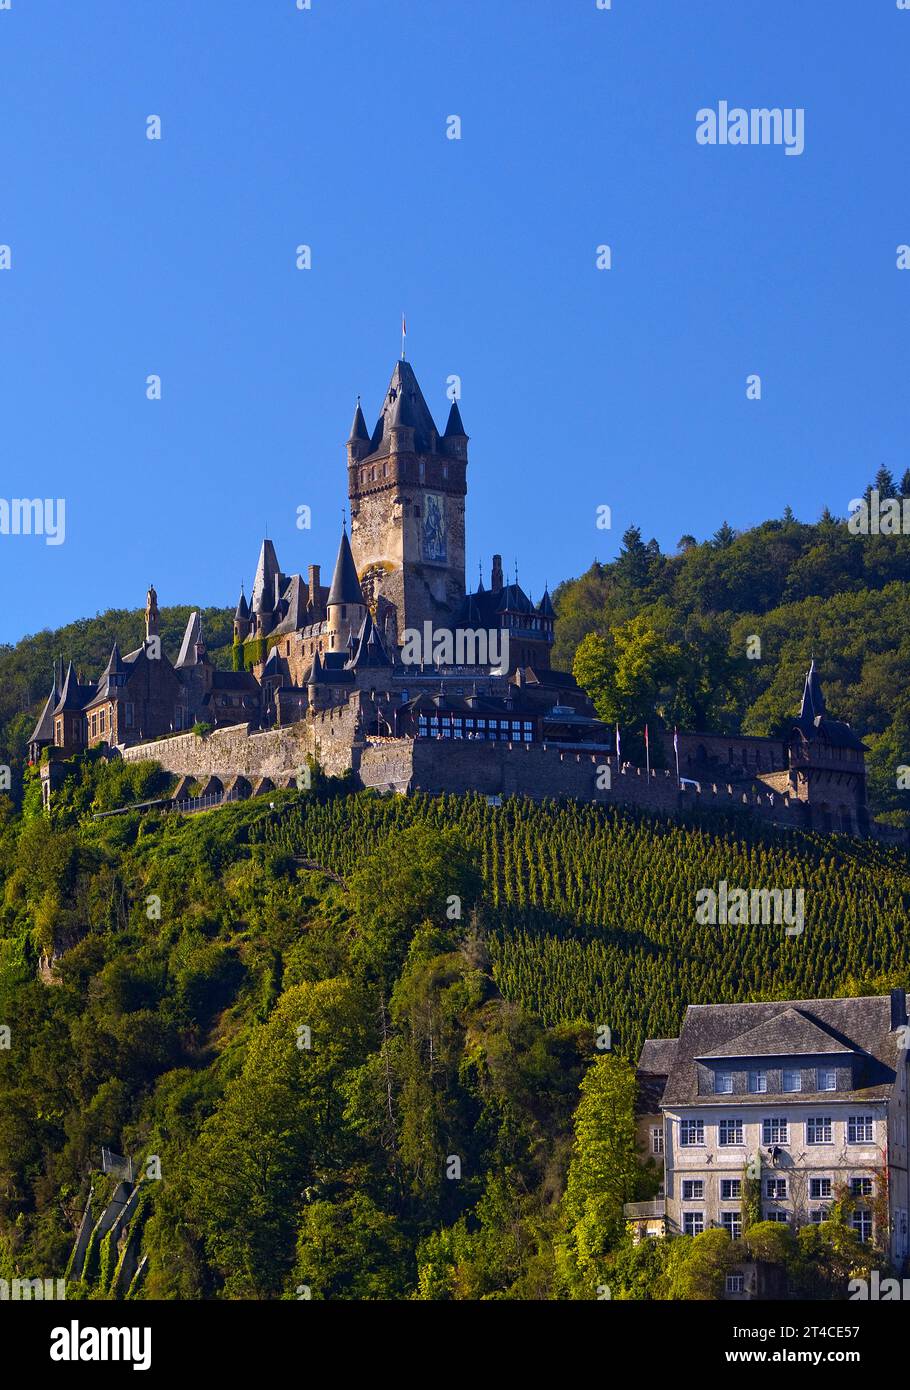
491;555;504;594
308;564;321;606
890;988;908;1031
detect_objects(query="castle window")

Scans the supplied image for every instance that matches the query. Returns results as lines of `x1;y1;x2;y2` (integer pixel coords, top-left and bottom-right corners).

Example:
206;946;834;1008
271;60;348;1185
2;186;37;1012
56;720;62;743
442;464;448;480
418;461;425;481
360;470;366;485
124;703;134;728
383;462;388;477
99;709;105;734
370;467;375;481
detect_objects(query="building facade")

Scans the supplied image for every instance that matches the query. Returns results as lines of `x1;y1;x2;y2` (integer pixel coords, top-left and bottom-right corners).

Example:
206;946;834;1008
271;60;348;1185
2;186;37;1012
628;992;910;1285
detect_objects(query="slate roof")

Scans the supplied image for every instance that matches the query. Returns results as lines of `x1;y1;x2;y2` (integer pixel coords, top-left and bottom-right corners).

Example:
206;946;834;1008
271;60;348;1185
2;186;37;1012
368;360;440;455
652;994;907;1108
251;539;280;613
54;661;96;713
638;1038;679;1076
327;528;363;607
792;660;866;752
176;612;204;668
696;1007;853;1060
29;672;60;744
347;399;370;444
350;611;391;668
443;399;467;438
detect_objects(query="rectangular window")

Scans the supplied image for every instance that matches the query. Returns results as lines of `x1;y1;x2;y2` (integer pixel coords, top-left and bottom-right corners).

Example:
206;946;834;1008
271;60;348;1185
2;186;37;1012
766;1211;790;1223
718;1118;744;1146
851;1209;873;1243
749;1071;767;1094
682;1180;704;1200
721;1212;742;1239
817;1068;837;1092
720;1179;741;1200
99;709;105;733
766;1178;787;1199
650;1126;663;1155
523;721;532;730
680;1119;704;1147
810;1178;832;1199
850;1177;873;1197
806;1116;833;1145
716;1071;733;1094
847;1115;874;1144
762;1118;789;1145
725;1274;745;1294
782;1069;802;1092
523;731;533;741
124;703;134;729
683;1212;704;1236
91;714;97;737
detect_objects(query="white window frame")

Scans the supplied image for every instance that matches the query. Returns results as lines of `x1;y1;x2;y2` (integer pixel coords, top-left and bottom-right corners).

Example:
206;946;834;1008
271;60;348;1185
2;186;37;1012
847;1115;874;1144
782;1069;802;1093
749;1071;767;1094
683;1211;704;1236
817;1068;837;1092
762;1117;789;1145
718;1118;744;1147
679;1119;705;1147
806;1116;833;1145
716;1071;734;1094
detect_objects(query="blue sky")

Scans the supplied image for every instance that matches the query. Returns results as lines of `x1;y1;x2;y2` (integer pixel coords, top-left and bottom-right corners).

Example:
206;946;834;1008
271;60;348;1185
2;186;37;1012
1;0;908;644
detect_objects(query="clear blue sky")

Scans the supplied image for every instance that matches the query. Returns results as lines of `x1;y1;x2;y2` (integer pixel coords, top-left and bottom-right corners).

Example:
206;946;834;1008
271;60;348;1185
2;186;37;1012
1;0;907;644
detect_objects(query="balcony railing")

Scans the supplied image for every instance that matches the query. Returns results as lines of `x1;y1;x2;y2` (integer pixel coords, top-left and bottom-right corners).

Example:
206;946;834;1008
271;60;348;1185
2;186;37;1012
623;1199;666;1219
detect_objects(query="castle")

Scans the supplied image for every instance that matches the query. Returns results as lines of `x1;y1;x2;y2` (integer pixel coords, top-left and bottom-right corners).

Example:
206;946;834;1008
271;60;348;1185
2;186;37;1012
28;357;879;838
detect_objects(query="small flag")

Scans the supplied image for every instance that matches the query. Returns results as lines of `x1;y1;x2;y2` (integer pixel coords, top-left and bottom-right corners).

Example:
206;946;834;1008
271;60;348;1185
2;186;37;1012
616;724;621;760
673;726;678;754
644;723;649;748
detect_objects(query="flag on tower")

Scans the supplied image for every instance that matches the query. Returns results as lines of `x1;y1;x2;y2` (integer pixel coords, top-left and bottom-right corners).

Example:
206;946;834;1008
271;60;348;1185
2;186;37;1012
401;313;407;358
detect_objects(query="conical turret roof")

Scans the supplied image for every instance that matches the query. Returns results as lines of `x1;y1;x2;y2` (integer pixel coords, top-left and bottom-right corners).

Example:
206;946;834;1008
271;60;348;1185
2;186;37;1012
347;399;370;444
327;527;363;607
443;398;467;437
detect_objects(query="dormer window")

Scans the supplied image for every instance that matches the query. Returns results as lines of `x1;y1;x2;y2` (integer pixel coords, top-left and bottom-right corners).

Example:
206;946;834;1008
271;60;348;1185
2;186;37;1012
716;1071;733;1094
749;1071;767;1094
783;1069;802;1092
817;1068;837;1092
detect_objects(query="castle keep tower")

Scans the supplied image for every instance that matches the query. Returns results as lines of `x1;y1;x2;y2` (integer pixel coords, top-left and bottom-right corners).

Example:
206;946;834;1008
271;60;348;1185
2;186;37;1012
347;360;468;647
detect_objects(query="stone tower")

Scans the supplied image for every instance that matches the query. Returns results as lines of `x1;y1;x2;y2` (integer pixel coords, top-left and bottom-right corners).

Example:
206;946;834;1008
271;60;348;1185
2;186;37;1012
145;585;160;641
347;361;468;647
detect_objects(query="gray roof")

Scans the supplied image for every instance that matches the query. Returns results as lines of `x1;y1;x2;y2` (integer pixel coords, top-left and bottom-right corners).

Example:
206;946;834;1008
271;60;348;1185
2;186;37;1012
651;993;907;1108
369;360;440;454
29;674;59;744
176;611;204;668
637;1038;679;1075
443;398;467;438
347;399;369;444
327;528;363;607
251;539;280;613
696;1008;853;1060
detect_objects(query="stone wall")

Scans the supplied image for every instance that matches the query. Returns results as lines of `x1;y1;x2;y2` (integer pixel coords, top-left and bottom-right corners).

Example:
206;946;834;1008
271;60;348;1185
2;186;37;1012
116;721;902;841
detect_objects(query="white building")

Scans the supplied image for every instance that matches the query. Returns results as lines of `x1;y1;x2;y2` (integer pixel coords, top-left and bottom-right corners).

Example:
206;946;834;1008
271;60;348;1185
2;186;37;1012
628;991;909;1277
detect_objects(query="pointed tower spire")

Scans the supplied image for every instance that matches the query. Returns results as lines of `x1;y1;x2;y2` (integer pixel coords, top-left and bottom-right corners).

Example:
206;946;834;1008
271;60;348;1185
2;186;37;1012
328;526;364;608
799;659;827;725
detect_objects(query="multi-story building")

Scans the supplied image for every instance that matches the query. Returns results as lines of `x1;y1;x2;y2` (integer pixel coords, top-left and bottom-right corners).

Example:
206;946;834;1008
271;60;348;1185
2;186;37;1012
628;992;910;1278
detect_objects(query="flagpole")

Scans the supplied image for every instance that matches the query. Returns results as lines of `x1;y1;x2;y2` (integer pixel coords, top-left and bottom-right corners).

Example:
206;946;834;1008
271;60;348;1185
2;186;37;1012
645;722;650;776
674;726;680;789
